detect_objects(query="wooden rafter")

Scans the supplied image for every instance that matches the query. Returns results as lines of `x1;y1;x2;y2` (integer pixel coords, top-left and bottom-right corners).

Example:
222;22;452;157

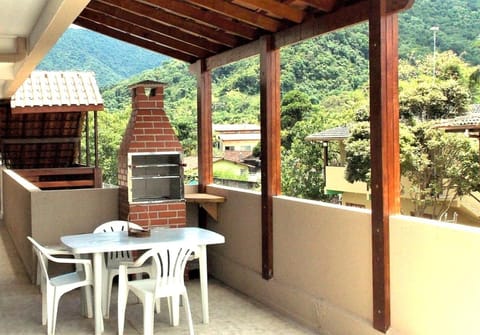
186;0;285;31
92;2;224;53
74;0;413;65
74;17;196;62
238;0;305;23
80;7;211;58
89;1;219;56
301;0;339;11
96;0;243;47
143;0;260;40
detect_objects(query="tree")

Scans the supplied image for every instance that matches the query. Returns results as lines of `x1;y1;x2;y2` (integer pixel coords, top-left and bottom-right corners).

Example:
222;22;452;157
281;118;327;200
344;121;370;183
401;123;480;218
281;90;315;150
344;52;480;219
81;109;130;185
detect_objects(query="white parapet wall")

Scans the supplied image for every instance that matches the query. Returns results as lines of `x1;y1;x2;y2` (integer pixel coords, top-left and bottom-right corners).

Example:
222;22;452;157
2;169;119;279
205;184;480;335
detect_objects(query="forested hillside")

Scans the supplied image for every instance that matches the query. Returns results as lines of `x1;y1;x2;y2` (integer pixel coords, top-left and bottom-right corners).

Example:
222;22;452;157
36;0;480;93
100;0;480;113
66;0;480;188
37;27;167;87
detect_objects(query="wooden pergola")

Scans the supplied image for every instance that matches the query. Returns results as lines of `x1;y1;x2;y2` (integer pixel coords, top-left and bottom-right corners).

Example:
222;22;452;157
73;0;414;331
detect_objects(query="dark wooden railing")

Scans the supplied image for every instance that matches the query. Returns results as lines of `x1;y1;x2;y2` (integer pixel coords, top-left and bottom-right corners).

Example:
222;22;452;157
15;167;102;190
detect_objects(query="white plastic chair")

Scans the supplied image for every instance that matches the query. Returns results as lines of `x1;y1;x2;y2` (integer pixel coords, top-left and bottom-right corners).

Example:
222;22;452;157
27;236;93;335
34;244;73;286
93;220;155;318
117;245;195;335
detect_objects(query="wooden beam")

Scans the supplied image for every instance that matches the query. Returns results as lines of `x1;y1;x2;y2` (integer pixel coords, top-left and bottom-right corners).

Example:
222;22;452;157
239;0;305;23
1;137;80;144
369;0;400;331
11;104;103;114
188;0;285;32
204;0;413;70
145;0;259;40
80;7;211;58
0;37;26;62
301;0;338;11
195;59;213;193
90;2;224;53
96;0;242;48
259;35;281;280
74;17;196;63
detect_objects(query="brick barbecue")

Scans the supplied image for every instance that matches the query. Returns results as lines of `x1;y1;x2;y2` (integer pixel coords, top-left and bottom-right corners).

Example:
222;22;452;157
118;81;185;228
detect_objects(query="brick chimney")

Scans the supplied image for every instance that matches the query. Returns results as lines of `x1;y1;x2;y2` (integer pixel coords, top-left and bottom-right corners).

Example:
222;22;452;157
118;81;185;228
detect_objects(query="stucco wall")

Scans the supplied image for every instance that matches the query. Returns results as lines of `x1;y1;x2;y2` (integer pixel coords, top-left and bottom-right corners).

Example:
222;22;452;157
3;169;119;279
390;215;480;335
205;185;379;335
205;184;480;335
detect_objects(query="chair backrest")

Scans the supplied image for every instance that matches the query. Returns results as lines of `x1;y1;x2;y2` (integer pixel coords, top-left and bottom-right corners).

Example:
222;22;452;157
93;220;142;233
93;220;143;267
144;245;195;296
28;236;51;280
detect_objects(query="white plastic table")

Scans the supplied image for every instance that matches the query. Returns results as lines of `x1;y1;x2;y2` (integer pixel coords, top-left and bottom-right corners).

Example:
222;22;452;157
61;227;225;335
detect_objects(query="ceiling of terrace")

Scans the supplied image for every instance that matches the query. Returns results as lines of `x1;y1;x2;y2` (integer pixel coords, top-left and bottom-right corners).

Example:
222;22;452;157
74;0;342;63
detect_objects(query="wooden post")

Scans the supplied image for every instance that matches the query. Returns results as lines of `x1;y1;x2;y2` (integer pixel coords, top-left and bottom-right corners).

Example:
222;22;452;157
195;59;213;228
85;112;90;166
259;35;281;280
94;111;99;168
369;0;400;332
196;59;213;193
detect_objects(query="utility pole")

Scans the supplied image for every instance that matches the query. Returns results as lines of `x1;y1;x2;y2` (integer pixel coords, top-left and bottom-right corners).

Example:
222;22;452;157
431;26;440;79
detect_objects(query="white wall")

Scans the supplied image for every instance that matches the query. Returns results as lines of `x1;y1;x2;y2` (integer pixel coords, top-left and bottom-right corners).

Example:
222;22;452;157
390;215;480;335
3;169;119;279
205;185;480;335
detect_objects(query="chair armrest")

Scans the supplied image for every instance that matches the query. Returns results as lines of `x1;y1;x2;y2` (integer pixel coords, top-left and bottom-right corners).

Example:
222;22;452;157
43;245;73;256
120;249;155;268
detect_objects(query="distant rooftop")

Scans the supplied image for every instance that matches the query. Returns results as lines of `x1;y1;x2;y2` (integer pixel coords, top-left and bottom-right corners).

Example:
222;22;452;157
217;133;261;141
305;126;350;142
11;71;103;113
213;124;260;133
435;105;480;131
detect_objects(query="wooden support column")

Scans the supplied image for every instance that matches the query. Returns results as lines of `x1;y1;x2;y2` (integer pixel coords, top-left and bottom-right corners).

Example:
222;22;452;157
94;111;99;168
196;59;213;193
195;59;213;228
85;112;90;166
369;0;400;332
259;35;281;280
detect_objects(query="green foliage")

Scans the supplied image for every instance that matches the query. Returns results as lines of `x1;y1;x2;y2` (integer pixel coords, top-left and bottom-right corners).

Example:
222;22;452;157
344;52;480;218
281;90;316;149
81;109;130;185
213;161;249;181
399;52;473;121
38;28;167;88
344;122;371;183
281;118;327;200
399;0;480;65
401;123;480;218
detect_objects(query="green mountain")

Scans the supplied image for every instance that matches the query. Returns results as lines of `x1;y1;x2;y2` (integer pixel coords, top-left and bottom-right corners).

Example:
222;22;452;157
399;0;480;65
39;0;480;115
37;27;168;88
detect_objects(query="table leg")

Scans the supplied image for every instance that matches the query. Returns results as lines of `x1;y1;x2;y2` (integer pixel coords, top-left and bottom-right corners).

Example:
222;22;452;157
93;252;104;334
198;245;209;324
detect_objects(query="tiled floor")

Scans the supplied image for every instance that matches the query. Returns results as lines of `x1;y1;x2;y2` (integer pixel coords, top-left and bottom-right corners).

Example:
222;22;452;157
0;223;318;334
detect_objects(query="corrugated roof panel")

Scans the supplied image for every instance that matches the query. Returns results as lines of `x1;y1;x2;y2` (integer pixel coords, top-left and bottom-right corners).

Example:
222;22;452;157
11;71;103;109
